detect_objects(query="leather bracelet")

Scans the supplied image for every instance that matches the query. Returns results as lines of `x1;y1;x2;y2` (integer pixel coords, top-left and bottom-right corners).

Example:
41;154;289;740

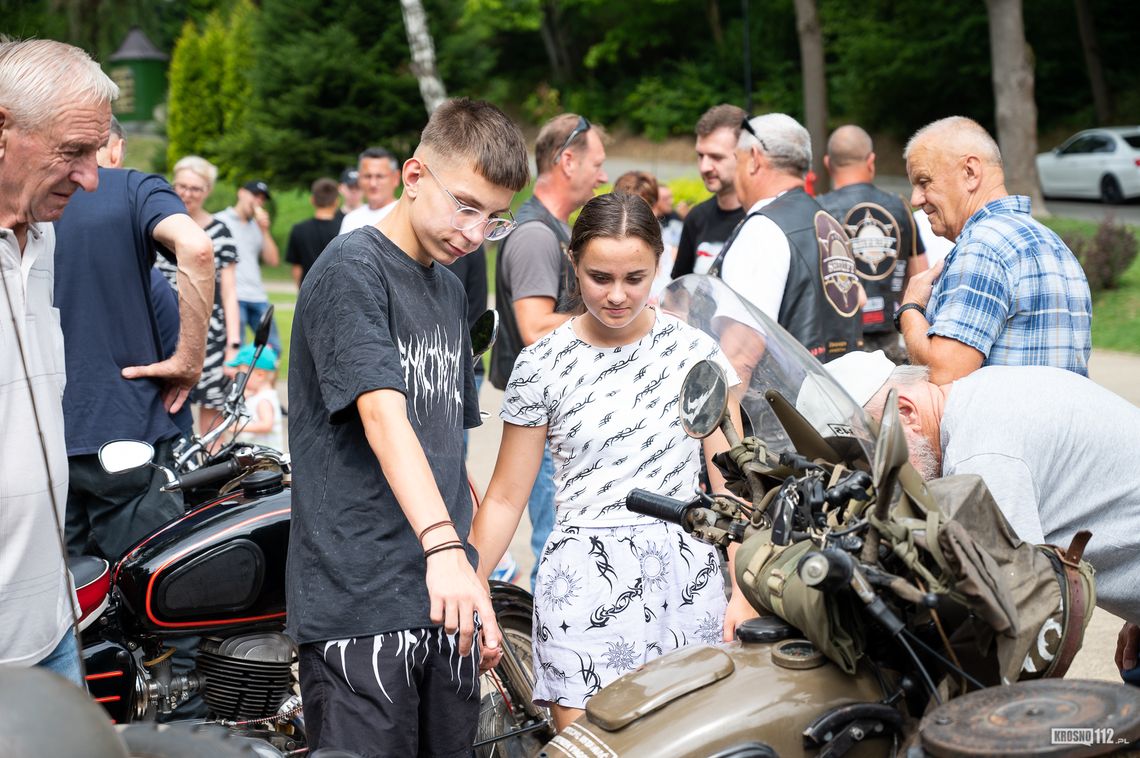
418;519;455;543
893;302;926;332
424;541;465;559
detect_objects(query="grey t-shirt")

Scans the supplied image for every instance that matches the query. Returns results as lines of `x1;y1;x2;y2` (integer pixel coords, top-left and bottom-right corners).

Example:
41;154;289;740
286;226;481;644
215;207;267;303
942;366;1140;622
501;221;568;302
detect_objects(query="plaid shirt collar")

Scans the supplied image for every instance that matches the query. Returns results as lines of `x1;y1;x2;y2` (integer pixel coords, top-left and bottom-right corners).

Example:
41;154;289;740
941;195;1032;270
959;195;1032;239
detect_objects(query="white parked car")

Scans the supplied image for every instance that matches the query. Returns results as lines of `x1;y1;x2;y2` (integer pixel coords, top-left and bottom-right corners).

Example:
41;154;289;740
1036;127;1140;203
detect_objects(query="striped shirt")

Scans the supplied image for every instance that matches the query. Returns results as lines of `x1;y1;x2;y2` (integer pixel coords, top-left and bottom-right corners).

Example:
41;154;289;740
926;195;1091;375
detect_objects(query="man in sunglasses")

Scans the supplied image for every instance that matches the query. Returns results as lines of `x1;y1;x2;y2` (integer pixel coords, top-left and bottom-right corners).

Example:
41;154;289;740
708;113;863;363
490;112;608;588
287;98;530;755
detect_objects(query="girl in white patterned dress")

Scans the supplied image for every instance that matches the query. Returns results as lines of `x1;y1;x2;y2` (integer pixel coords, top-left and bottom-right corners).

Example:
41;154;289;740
472;192;757;731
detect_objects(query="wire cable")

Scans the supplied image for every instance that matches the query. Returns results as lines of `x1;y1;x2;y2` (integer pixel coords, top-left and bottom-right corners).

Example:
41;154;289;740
897;633;942;706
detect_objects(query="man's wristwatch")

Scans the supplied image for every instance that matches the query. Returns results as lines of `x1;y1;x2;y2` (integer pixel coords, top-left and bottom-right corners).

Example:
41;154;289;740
229;341;242;350
893;302;926;332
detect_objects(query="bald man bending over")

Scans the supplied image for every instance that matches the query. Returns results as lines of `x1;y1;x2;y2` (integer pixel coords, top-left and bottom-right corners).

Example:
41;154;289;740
896;117;1091;383
818;125;927;363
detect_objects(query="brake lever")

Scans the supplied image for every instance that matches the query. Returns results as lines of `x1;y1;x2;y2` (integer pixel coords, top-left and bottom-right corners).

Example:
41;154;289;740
770;477;798;546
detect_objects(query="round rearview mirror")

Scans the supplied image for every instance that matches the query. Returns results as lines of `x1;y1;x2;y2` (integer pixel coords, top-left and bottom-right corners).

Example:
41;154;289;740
471;310;499;359
679;360;729;439
98;440;155;475
254;304;275;348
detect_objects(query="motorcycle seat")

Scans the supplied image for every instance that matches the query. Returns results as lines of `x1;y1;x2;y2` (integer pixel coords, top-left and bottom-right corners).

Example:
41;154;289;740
69;556;111;632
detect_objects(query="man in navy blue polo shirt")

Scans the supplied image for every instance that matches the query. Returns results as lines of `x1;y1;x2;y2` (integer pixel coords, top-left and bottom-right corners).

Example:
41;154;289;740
54;119;214;559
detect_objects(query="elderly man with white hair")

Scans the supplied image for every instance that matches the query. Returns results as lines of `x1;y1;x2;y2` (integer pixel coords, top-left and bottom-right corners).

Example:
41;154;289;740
896;116;1091;384
0;37;118;684
825;350;1140;675
708;112;862;363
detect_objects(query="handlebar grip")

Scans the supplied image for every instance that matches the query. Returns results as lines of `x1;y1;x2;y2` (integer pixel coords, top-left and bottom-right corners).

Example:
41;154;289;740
625;489;693;526
178;458;242;490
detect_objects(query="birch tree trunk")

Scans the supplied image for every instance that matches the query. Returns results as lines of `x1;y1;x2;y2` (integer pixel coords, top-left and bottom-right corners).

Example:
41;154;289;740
793;0;829;193
400;0;447;114
985;0;1048;213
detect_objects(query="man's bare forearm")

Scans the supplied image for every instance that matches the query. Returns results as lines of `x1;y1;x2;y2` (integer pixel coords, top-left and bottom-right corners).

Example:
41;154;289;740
155;215;214;375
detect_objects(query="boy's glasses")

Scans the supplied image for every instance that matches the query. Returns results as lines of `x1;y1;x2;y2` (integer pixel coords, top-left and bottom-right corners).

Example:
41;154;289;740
422;163;516;241
553;116;591;164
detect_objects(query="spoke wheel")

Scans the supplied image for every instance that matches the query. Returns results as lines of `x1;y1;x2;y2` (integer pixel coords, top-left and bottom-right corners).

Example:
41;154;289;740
476;606;553;757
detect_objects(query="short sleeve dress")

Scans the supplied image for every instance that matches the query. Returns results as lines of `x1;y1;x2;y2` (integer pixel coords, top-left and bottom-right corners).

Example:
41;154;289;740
501;309;739;709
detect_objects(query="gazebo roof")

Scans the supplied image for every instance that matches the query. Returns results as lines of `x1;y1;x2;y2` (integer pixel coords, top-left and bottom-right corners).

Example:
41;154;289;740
108;28;168;62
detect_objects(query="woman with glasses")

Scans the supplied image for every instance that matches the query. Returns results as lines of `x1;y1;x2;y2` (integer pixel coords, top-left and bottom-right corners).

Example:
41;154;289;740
158;155;240;442
472;192;757;731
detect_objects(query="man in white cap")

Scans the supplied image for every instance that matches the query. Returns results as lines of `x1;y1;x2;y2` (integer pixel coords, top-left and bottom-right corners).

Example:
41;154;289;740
824;351;1140;672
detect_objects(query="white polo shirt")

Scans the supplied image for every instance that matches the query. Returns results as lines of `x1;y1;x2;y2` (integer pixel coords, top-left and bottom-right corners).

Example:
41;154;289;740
339;199;397;234
0;222;73;664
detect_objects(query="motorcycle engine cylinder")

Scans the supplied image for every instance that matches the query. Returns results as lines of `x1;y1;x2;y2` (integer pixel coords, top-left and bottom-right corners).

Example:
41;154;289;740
197;632;296;721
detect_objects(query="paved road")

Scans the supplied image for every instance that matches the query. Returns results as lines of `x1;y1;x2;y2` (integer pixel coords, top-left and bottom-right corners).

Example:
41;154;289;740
873;176;1140;225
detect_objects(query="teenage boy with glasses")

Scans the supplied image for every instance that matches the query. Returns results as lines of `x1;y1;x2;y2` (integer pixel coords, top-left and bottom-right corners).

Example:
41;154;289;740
490;112;609;590
286;98;530;756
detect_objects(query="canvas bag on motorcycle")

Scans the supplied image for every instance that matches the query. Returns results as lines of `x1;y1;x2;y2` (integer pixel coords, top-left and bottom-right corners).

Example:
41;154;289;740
728;456;1094;687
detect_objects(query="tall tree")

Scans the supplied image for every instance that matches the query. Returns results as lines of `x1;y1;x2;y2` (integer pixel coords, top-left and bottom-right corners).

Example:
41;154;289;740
166;20;210;168
539;0;574;83
984;0;1048;212
1073;0;1112;124
400;0;447;114
793;0;828;193
234;0;423;185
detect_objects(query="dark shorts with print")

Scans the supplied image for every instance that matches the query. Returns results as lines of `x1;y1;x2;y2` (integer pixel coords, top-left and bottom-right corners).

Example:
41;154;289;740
299;628;481;757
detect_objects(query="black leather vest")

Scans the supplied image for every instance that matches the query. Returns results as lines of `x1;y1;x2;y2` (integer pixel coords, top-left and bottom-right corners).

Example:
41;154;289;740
490;195;575;389
816;183;919;334
710;188;862;363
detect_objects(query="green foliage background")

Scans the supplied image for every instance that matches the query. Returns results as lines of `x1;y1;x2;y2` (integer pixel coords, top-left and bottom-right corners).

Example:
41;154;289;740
7;0;1140;187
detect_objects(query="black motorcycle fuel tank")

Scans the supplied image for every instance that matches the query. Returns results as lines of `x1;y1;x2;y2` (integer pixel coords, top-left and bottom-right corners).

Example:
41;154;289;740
114;475;290;636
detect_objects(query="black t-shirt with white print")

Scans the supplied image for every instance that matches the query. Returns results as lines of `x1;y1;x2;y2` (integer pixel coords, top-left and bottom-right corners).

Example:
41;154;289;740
286;226;480;645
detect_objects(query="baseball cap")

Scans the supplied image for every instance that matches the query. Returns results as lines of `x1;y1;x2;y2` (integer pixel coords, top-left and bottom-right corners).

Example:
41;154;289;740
226;344;279;371
822;350;895;407
242;180;272;200
339;168;359;187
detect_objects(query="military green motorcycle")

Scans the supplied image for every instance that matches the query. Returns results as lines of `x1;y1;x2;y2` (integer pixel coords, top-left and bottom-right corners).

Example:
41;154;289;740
541;276;1140;758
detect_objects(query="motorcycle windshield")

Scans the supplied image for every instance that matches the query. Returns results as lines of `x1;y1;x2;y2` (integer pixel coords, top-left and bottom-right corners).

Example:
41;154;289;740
660;275;875;466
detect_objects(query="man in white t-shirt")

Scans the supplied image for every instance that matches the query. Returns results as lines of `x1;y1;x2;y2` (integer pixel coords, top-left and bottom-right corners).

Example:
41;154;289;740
216;180;281;352
340;146;401;234
709;113;862;363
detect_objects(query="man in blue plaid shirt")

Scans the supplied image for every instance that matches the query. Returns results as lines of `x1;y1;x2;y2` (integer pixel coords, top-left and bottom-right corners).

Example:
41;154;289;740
895;116;1091;384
